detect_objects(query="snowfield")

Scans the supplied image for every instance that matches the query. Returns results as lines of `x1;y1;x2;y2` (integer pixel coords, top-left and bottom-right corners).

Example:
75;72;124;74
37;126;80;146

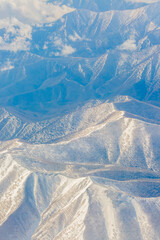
0;0;160;239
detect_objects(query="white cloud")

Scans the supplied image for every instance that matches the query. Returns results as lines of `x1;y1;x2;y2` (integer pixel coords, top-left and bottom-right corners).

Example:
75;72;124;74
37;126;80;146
0;0;74;25
0;17;32;51
53;36;76;56
54;37;63;47
117;39;137;51
0;0;74;51
0;59;14;71
61;45;76;55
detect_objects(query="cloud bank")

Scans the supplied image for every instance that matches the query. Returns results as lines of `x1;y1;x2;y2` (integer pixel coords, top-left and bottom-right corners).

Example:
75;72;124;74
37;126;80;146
0;0;74;51
0;0;74;24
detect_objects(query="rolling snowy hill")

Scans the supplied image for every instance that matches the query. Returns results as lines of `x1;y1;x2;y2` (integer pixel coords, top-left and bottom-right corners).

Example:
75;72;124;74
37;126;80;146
0;0;160;239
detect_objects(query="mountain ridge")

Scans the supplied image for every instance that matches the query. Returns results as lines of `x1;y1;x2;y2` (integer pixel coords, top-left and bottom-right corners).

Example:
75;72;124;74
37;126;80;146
1;0;160;239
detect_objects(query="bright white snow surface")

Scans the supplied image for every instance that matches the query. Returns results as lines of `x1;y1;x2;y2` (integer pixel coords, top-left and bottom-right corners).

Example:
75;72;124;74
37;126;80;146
0;0;160;239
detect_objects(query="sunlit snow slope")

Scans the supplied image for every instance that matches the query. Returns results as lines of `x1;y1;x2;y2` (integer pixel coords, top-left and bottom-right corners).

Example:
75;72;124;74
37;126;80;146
0;0;160;239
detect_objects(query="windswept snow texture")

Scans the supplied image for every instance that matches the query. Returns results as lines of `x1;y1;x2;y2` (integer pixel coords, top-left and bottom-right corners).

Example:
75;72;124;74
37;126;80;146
0;0;160;239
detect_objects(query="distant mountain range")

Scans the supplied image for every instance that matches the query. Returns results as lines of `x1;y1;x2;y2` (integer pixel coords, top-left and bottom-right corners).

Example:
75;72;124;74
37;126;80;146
0;0;160;239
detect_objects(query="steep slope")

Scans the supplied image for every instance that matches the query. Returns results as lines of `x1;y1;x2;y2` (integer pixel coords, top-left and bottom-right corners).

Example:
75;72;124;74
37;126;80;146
1;95;160;239
1;146;160;240
50;0;159;11
1;2;160;117
1;0;160;239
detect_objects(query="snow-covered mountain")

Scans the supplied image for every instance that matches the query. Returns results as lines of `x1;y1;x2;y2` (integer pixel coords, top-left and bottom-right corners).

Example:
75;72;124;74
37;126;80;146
0;0;160;239
1;0;160;118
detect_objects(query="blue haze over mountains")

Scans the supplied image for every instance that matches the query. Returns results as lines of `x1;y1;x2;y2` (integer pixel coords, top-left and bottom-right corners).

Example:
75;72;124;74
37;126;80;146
0;0;160;118
0;0;160;239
